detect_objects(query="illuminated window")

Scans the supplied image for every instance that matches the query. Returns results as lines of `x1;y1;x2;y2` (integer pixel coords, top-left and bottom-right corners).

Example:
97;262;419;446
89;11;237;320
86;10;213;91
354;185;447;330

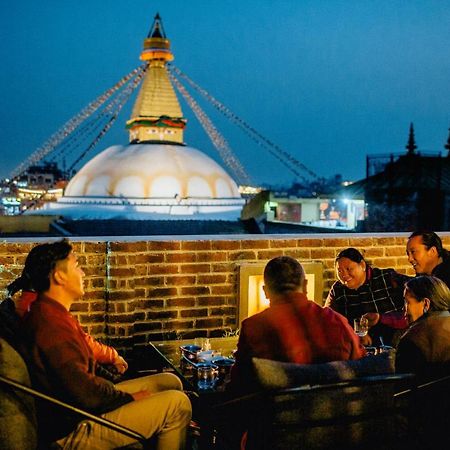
238;262;323;325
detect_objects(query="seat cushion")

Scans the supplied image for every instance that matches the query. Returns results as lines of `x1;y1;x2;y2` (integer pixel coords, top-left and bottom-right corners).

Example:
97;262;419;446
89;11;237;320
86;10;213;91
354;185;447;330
0;337;38;450
252;352;395;389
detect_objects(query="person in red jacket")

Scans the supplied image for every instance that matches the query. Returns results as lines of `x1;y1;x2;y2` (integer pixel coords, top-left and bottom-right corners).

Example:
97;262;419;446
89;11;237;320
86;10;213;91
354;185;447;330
8;278;127;375
229;255;366;394
19;239;191;449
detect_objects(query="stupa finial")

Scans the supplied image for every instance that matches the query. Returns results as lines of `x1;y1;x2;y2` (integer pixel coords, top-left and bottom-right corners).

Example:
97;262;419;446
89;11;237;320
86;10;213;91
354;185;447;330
141;13;173;62
445;127;450;157
405;122;418;155
147;13;166;39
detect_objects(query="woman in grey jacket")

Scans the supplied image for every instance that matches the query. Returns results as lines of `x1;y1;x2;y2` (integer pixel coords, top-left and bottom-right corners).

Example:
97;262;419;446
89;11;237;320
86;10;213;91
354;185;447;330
396;275;450;380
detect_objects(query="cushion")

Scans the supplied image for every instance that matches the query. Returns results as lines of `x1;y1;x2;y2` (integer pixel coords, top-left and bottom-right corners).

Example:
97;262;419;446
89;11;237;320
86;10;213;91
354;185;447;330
252;351;396;390
0;298;21;345
0;337;38;450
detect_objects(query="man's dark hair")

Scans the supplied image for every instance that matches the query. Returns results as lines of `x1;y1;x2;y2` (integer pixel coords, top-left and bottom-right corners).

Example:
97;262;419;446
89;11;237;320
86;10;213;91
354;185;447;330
408;231;449;259
21;239;73;293
263;256;305;294
405;275;450;312
6;270;34;297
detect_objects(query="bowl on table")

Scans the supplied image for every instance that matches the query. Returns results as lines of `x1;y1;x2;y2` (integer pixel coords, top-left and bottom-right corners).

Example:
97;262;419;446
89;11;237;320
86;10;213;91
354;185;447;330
180;344;202;374
197;350;220;363
211;356;235;381
180;345;202;362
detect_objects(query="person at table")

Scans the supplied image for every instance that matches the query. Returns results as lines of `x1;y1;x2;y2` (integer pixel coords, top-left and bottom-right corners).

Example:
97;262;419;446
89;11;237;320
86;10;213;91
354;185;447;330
325;247;411;346
396;275;450;380
20;239;191;449
7;269;128;378
406;230;450;288
229;255;366;394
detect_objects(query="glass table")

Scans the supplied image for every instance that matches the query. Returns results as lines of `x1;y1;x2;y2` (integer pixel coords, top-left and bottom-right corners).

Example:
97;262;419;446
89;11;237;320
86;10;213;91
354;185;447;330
126;337;239;449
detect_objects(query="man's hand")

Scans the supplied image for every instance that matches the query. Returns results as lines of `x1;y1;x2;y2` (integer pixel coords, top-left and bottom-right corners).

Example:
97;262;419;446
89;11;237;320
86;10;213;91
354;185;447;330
362;312;380;328
131;390;152;401
359;334;372;346
113;355;128;374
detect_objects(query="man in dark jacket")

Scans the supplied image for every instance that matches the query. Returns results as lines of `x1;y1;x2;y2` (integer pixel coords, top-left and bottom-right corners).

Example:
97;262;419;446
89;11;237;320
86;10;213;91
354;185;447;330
22;239;191;449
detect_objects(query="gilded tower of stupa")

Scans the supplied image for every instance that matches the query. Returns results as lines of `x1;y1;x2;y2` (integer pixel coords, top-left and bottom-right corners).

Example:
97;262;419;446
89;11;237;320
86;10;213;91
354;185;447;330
35;14;244;220
126;14;186;145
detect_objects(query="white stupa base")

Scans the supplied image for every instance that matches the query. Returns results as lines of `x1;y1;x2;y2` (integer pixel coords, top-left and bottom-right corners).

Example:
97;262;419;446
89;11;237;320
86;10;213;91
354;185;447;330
26;196;245;221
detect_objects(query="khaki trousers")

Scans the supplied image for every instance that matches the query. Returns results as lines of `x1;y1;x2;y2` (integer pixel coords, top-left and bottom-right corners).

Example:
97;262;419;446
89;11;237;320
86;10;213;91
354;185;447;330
58;372;192;450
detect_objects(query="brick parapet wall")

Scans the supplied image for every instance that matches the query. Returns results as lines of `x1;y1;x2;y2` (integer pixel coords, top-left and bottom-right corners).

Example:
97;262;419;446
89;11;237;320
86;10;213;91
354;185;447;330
2;233;449;353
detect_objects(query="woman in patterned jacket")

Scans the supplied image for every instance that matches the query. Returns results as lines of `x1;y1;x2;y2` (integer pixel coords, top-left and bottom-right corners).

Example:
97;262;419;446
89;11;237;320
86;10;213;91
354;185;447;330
325;247;412;346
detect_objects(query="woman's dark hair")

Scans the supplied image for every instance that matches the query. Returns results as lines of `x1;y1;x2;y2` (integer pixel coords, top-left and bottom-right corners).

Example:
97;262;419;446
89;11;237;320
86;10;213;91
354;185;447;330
12;239;73;294
405;275;450;312
335;247;366;264
408;231;449;259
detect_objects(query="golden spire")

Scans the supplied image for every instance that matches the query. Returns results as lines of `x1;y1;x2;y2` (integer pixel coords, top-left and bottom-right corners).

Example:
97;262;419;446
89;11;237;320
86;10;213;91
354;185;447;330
126;13;186;144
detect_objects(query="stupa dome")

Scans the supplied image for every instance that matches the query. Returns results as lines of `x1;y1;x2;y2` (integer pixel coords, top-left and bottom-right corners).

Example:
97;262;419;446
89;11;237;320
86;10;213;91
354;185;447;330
65;143;241;199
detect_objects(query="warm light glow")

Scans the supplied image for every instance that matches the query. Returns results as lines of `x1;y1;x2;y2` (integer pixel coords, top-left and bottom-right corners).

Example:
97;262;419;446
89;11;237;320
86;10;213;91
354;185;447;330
247;273;316;318
247;275;270;317
238;185;262;194
239;262;323;324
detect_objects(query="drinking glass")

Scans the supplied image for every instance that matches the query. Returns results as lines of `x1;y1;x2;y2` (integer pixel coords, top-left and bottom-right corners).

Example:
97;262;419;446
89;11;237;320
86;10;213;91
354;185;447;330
354;316;369;337
197;364;218;390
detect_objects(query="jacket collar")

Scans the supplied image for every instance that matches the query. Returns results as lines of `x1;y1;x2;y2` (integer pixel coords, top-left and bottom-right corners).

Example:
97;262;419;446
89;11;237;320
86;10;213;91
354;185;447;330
36;293;69;313
411;310;450;327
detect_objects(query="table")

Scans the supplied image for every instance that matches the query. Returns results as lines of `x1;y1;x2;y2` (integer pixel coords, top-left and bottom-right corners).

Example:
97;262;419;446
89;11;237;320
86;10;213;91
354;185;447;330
152;337;238;365
127;338;239;448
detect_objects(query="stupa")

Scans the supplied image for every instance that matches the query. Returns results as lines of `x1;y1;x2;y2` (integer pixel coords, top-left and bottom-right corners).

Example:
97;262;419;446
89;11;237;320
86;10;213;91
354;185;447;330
33;14;245;221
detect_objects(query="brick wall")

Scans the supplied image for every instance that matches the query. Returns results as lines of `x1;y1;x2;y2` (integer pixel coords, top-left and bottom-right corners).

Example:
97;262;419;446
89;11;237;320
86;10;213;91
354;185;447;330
2;233;449;353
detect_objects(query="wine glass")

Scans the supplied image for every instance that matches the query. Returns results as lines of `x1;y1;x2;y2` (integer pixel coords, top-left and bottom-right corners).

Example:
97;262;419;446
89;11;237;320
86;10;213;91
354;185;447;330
354;316;369;337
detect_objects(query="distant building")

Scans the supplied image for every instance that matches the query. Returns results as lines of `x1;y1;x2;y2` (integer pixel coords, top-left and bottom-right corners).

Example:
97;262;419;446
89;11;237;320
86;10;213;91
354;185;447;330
1;162;66;215
241;189;365;233
18;162;66;189
344;124;450;232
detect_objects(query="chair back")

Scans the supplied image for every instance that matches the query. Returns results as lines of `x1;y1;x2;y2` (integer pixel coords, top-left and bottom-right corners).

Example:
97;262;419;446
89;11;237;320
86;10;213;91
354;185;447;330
0;298;148;449
0;336;38;450
245;375;412;450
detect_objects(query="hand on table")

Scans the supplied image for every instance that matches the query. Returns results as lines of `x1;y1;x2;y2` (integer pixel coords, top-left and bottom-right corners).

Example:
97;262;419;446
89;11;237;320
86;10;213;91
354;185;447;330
359;334;372;346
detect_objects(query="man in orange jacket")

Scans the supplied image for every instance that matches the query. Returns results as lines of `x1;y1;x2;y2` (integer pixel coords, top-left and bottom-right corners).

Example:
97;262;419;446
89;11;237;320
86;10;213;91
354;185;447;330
9;283;127;375
16;239;191;449
229;255;366;394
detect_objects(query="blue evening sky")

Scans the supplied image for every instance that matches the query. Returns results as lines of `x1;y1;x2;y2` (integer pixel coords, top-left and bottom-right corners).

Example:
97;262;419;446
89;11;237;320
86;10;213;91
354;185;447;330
1;0;449;186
